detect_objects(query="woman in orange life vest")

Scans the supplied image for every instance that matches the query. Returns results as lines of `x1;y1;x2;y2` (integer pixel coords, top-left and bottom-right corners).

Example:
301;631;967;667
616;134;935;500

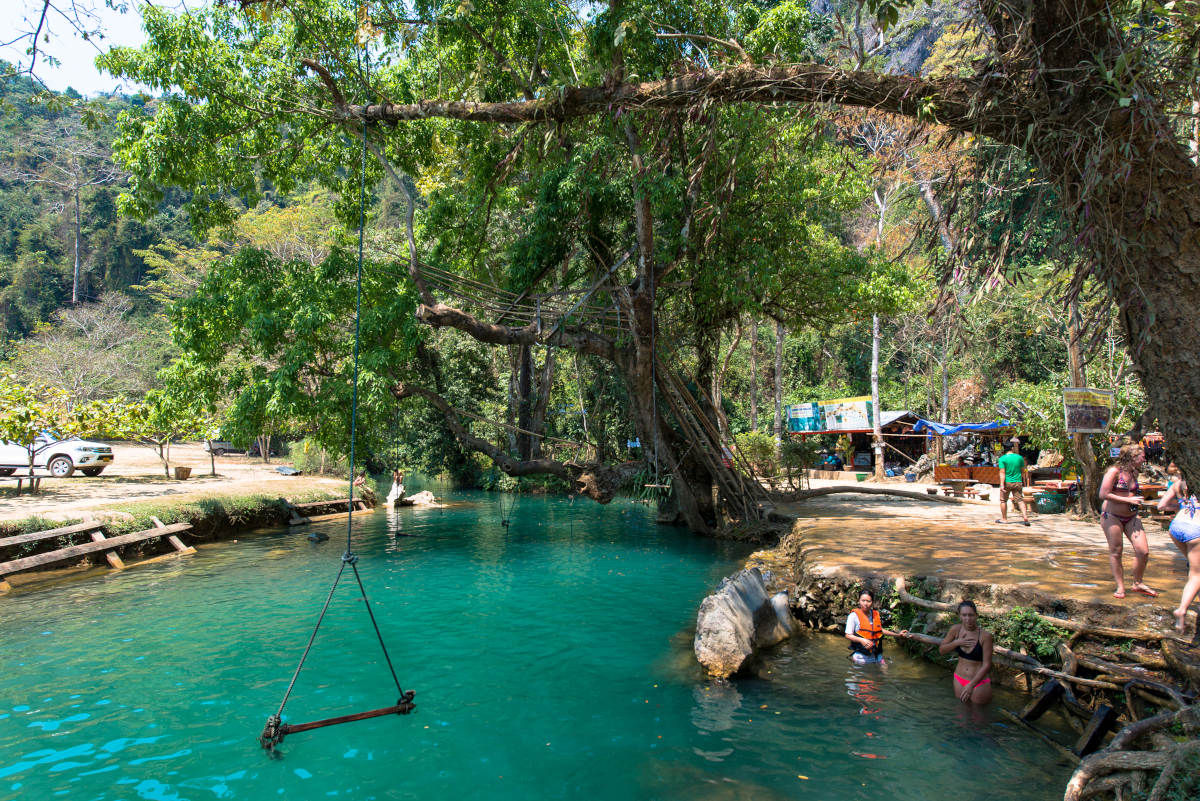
845;589;911;665
938;600;994;704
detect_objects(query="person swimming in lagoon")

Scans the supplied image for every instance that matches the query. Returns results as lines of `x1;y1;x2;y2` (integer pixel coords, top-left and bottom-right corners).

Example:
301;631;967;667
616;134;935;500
938;600;993;705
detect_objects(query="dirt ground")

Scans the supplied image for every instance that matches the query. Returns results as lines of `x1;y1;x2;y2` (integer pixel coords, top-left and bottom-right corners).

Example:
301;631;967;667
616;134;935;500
0;442;346;523
778;478;1191;633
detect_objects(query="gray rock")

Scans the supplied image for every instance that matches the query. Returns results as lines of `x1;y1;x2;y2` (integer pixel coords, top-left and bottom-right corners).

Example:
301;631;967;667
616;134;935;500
694;568;796;678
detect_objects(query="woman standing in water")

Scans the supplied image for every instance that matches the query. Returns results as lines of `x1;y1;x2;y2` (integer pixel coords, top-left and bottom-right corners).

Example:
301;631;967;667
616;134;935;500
1157;475;1200;633
1098;444;1157;599
845;590;912;665
938;601;993;704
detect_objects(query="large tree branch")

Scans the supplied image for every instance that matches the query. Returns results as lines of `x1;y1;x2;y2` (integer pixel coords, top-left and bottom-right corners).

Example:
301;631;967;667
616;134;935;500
343;65;1027;144
416;302;617;362
392;382;641;502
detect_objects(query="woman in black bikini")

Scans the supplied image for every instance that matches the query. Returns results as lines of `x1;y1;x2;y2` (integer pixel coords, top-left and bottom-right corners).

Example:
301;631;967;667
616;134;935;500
937;600;993;705
1098;444;1156;599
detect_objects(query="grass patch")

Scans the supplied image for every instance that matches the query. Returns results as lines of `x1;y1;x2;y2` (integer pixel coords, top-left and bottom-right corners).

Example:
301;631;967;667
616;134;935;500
99;488;350;537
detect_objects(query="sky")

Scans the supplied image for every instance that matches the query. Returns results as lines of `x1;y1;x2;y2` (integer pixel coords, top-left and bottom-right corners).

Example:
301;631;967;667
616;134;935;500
0;1;158;95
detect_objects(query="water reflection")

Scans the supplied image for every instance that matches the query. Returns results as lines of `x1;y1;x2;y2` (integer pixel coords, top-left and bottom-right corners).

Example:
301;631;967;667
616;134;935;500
690;681;743;733
0;491;1070;801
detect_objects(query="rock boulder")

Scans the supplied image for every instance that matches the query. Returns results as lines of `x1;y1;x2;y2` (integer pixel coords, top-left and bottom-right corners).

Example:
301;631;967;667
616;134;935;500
694;568;795;678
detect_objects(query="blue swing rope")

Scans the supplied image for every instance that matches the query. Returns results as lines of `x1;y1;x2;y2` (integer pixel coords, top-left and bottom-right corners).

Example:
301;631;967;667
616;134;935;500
260;39;412;751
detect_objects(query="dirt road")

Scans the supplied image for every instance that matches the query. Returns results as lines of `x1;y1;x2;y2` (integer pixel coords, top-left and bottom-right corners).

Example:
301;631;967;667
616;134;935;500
0;442;346;522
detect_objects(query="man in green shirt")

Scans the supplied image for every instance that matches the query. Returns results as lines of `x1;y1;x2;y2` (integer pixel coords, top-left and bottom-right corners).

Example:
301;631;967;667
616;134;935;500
997;439;1031;526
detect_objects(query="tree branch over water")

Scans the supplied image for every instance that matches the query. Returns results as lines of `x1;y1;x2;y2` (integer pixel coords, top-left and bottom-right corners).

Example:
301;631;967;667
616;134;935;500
341;65;1029;146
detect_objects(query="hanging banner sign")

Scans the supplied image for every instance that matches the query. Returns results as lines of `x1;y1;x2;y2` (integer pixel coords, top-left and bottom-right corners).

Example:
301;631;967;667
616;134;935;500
787;403;821;432
1063;387;1113;434
819;396;874;431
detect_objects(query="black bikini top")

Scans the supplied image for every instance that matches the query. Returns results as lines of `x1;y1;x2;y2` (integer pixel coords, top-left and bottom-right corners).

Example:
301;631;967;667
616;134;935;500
956;637;984;661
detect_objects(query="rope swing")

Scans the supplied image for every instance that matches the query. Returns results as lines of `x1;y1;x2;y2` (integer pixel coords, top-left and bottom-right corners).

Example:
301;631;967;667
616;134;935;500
259;44;414;752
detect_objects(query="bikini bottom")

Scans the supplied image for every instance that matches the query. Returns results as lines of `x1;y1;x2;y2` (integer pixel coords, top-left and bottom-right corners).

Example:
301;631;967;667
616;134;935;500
1103;510;1138;527
954;673;991;688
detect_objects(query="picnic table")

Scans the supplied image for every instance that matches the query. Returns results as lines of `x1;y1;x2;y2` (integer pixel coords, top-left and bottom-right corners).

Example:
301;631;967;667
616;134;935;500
0;475;43;494
941;478;973;497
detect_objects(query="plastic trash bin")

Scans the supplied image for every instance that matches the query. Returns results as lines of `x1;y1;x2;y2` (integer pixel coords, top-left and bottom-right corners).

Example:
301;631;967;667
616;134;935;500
1034;492;1066;514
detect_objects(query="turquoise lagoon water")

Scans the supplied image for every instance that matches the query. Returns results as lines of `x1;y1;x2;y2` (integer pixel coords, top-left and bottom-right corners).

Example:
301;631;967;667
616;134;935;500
0;487;1073;800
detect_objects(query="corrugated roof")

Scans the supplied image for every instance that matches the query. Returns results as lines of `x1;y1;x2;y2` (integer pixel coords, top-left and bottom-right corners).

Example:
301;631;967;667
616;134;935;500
880;410;917;427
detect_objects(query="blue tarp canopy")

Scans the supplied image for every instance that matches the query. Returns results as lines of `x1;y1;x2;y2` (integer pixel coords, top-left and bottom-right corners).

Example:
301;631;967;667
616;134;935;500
912;419;1012;436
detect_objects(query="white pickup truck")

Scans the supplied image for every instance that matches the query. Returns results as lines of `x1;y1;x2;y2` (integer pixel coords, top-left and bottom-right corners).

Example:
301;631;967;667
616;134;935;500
0;434;114;477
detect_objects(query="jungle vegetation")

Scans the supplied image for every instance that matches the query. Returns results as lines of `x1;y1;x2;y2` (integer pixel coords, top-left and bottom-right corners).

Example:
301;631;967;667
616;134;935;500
0;1;1169;527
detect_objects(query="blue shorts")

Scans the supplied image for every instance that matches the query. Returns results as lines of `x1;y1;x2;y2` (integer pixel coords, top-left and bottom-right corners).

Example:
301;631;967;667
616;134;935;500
851;652;884;665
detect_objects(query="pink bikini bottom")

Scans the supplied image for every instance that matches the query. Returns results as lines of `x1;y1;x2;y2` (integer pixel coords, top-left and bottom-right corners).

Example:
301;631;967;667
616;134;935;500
954;674;991;688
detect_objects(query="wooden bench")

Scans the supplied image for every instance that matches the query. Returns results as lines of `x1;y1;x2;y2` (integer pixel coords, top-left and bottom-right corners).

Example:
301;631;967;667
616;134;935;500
0;475;44;494
0;520;104;550
285;497;370;526
0;522;194;592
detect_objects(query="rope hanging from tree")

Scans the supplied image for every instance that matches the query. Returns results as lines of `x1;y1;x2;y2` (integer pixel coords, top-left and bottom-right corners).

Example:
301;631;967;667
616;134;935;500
259;44;414;752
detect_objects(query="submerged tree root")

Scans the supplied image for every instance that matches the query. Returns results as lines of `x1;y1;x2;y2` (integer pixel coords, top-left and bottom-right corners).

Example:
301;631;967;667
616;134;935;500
1063;706;1200;801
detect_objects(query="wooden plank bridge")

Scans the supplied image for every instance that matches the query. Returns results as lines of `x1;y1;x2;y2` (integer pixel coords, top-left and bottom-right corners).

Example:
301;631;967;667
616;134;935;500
0;519;195;593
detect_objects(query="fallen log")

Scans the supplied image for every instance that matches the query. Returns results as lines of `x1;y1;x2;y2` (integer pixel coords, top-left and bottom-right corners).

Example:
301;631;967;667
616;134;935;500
897;630;1120;690
784;485;982;506
894;576;1169;642
999;708;1080;763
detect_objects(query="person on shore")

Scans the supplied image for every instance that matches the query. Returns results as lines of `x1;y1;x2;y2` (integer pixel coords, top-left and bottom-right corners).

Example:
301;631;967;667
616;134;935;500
1165;462;1182;496
387;469;406;506
1157;475;1200;632
996;438;1030;526
937;600;993;705
1099;444;1156;599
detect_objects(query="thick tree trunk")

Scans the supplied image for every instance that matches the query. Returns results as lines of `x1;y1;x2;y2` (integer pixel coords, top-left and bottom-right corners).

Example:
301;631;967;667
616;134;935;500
1068;299;1102;516
506;346;519;455
341;0;1200;505
529;347;555;459
1072;144;1200;491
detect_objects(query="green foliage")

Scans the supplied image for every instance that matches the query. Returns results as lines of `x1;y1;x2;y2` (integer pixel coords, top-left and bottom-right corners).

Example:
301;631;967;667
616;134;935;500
1131;754;1200;801
168;245;424;460
986;607;1067;662
290;437;350;476
0;372;125;471
780;436;819;470
734;430;778;475
743;1;818;61
99;489;346;536
626;465;671;501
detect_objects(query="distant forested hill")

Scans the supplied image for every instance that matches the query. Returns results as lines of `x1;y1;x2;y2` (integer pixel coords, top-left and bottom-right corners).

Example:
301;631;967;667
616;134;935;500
0;65;192;340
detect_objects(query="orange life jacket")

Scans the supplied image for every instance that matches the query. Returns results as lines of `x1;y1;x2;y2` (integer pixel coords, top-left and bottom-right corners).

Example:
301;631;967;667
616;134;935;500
851;608;883;656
